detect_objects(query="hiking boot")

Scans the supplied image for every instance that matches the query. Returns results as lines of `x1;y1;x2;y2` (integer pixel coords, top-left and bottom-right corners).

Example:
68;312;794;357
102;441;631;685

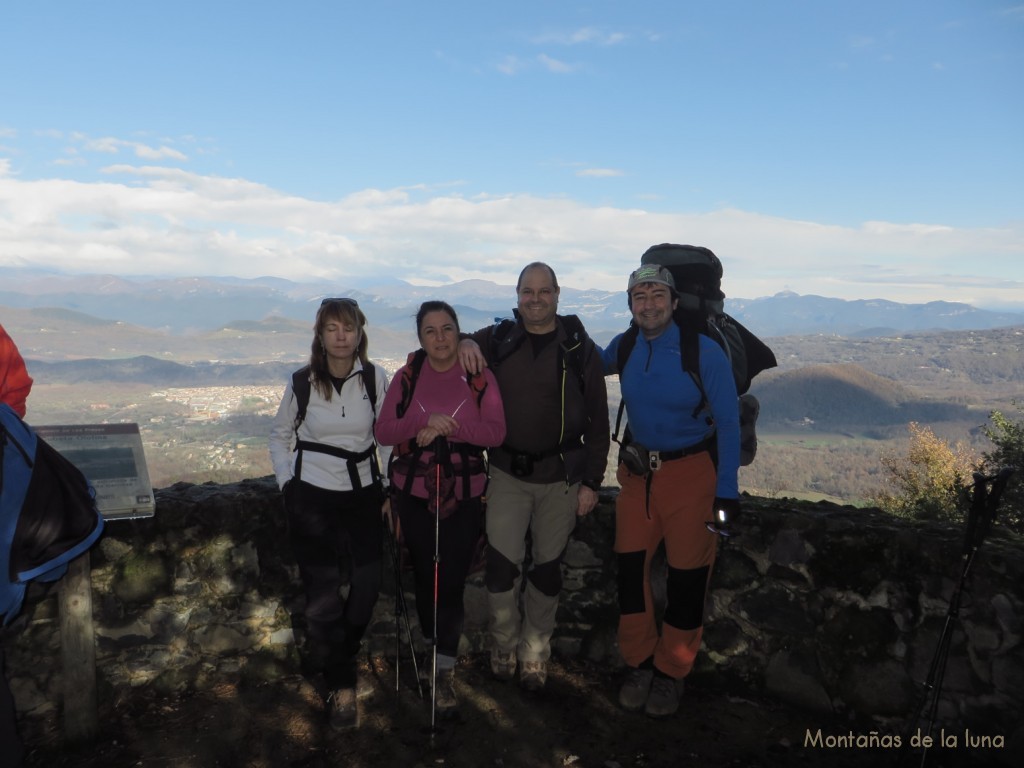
644;675;683;718
490;648;517;681
618;667;654;712
355;672;375;701
519;660;547;691
433;669;458;718
327;686;358;729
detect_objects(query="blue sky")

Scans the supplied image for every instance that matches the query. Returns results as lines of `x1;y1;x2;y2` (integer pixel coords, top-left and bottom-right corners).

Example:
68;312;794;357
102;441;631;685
1;1;1022;309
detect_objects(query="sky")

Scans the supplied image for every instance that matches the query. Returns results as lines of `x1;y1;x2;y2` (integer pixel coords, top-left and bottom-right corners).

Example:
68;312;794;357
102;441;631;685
1;1;1022;309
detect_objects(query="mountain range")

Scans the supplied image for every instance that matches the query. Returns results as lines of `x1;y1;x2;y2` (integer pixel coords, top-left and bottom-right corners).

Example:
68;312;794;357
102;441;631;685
2;269;1021;355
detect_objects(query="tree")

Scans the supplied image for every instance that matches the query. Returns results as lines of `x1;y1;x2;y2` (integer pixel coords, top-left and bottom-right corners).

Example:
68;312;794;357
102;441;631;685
873;422;977;524
980;402;1023;535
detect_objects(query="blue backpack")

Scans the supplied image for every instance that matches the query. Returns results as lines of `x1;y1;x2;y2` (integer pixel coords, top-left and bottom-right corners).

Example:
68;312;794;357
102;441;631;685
0;403;105;624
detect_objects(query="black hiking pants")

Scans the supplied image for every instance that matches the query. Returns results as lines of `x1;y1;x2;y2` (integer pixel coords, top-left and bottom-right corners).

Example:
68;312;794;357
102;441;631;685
285;479;383;689
392;491;484;660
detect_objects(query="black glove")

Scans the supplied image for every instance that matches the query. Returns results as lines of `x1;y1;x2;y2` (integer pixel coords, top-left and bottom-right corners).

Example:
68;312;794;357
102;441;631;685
706;497;741;537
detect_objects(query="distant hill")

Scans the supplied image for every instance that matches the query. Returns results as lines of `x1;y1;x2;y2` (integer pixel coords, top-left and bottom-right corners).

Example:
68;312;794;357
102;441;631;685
26;355;297;385
1;268;1020;340
728;292;1023;336
4;308;417;363
761;325;1023;410
754;363;974;432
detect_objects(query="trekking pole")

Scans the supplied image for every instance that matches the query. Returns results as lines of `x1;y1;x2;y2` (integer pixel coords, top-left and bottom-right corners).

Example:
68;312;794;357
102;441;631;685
897;468;1014;767
430;439;443;734
384;512;423;699
393;530;400;693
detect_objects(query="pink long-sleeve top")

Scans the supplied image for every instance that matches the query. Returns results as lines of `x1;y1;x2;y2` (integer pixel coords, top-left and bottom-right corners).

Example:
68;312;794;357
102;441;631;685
375;359;506;499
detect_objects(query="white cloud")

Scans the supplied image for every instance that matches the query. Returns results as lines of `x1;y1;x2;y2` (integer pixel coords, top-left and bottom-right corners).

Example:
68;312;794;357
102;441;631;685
52;157;86;167
0;166;1021;309
537;54;577;74
84;137;127;154
496;55;526;75
134;144;188;161
82;136;188;161
577;168;625;178
532;27;627;46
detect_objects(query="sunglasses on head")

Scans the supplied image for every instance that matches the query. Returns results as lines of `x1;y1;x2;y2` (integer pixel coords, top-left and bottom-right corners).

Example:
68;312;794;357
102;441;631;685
320;297;359;308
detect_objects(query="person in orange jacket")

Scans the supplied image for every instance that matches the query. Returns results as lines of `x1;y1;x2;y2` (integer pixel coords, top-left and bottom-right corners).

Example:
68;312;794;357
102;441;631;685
0;323;32;418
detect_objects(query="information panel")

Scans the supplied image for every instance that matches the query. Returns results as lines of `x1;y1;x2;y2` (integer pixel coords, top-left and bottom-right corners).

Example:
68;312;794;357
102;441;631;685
34;423;155;520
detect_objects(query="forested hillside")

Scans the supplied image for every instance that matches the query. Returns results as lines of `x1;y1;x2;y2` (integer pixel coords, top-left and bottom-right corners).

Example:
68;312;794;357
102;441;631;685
754;364;973;433
764;326;1022;411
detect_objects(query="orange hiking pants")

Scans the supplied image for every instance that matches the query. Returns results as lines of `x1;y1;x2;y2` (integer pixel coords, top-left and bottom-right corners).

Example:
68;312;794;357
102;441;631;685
615;451;717;679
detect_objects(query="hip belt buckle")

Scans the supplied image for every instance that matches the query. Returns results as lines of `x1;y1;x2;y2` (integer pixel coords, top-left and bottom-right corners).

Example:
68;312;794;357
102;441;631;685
648;451;662;472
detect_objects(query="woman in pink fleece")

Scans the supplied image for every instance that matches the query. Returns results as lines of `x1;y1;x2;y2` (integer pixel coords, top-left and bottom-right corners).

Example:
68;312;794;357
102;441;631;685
375;300;506;717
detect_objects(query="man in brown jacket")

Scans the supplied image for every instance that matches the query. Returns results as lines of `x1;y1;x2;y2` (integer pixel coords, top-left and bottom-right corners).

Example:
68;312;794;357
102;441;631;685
460;263;608;691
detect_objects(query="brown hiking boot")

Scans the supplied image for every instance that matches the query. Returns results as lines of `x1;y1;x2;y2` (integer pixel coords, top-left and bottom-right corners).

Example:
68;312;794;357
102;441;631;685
433;669;458;717
328;686;358;729
490;648;517;681
519;660;547;691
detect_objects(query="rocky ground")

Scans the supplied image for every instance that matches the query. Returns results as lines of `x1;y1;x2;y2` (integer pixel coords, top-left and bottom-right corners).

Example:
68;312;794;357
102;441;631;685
17;653;993;768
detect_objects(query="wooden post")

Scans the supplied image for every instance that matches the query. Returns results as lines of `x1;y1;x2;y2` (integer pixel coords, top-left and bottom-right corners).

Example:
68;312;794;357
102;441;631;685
58;552;97;743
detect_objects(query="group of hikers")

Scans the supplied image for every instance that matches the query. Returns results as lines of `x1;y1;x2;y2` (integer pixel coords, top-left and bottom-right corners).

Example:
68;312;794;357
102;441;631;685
268;246;746;729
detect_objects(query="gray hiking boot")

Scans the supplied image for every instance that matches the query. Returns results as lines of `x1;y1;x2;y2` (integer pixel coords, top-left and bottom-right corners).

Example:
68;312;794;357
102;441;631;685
490;648;517;681
618;667;654;712
644;675;683;718
519;659;547;691
328;686;358;729
433;669;458;717
354;670;375;700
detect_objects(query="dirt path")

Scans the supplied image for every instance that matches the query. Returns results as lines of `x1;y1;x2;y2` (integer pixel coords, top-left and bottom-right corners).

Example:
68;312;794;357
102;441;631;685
19;654;982;768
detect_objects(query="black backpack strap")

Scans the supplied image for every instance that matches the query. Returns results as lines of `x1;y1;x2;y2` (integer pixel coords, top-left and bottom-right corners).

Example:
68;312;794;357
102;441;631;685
612;325;639;445
295;440;376;489
452;442;486;500
488;318;522;369
557;314;589;394
466;370;488;408
361;362;378;417
391;441;485;499
395;350;428;418
291;366;312;434
387;351;425;492
356;362;381;486
679;324;712;423
399;444;426;496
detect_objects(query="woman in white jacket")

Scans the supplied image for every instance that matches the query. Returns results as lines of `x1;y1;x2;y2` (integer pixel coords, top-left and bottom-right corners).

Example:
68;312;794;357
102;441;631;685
269;298;390;729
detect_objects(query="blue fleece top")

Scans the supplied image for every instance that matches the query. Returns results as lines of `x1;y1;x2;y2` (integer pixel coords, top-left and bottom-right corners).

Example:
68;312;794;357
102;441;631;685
602;323;740;499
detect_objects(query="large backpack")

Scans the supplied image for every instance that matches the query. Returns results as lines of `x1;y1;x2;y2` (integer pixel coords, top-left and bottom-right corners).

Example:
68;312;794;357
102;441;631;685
613;244;777;465
1;403;105;624
289;363;381;490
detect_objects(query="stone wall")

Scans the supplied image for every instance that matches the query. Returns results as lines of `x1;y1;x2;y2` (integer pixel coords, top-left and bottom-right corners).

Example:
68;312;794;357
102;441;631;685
5;477;1022;743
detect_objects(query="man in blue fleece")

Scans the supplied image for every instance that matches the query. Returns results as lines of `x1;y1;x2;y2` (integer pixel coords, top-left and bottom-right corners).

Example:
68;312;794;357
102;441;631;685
602;263;741;718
